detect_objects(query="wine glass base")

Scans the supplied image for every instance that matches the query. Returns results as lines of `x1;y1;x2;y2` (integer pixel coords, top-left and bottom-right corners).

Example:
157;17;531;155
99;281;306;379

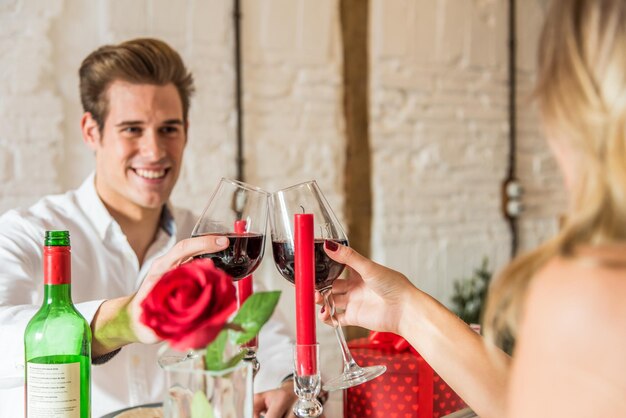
293;399;323;417
322;364;386;392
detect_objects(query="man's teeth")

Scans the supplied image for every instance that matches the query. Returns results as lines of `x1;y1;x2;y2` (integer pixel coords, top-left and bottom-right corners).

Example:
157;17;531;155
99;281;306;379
135;169;166;179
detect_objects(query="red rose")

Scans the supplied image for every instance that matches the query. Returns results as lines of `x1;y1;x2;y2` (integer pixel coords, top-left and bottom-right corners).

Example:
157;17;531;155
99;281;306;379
140;258;237;351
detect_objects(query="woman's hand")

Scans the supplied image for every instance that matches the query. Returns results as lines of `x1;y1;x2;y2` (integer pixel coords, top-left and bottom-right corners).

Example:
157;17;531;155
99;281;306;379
316;241;418;335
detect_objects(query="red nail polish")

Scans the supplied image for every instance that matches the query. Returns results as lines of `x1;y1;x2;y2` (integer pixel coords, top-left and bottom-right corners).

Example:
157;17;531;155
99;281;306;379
321;306;325;314
324;240;338;251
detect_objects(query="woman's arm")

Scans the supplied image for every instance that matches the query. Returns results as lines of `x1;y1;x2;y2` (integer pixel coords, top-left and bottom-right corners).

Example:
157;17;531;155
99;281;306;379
319;243;510;418
400;287;510;418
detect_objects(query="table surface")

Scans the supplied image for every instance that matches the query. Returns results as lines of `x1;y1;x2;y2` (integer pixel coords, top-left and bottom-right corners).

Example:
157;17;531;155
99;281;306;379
442;407;478;418
102;403;476;418
100;403;162;418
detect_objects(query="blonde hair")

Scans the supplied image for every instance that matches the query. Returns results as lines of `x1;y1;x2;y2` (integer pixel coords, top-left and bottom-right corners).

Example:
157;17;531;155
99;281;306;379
484;0;626;349
79;38;195;130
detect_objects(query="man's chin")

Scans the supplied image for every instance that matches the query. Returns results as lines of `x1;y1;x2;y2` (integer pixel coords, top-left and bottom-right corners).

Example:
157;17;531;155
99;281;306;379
132;193;170;211
144;199;168;210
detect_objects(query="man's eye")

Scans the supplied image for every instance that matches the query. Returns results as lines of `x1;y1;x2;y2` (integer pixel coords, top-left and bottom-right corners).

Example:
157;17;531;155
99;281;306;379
160;126;180;135
122;127;141;134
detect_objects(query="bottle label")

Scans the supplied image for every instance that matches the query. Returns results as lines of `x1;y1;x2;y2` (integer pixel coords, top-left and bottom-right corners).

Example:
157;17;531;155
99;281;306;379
26;362;80;418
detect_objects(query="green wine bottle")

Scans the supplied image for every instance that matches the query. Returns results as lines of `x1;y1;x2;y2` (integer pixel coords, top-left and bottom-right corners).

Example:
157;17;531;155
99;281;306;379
24;230;91;418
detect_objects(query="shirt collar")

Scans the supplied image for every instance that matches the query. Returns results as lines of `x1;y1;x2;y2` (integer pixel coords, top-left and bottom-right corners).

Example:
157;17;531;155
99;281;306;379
160;202;176;237
76;172;177;240
76;173;114;240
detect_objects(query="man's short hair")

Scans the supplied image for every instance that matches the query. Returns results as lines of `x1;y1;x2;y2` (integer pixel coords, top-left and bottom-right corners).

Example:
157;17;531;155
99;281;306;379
79;38;195;129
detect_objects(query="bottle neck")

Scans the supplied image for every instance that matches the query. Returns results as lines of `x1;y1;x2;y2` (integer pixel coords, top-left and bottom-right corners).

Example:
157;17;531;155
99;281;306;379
43;283;73;305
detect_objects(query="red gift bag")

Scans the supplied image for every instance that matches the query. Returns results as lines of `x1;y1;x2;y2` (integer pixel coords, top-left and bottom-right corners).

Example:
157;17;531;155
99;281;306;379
344;332;466;418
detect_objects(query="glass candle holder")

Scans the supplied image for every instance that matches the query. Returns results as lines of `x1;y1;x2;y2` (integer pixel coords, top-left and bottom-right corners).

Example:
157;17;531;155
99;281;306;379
292;343;323;418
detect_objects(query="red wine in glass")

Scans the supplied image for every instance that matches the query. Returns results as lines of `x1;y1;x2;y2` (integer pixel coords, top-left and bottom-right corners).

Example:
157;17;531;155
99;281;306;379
272;239;348;290
192;232;264;281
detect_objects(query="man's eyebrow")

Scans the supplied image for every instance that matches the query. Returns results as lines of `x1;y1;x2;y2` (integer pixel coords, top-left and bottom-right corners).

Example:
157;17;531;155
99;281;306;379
162;119;184;125
114;119;184;127
115;120;144;127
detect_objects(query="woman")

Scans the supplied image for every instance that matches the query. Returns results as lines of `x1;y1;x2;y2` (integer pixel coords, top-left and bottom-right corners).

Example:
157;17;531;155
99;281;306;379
319;1;626;416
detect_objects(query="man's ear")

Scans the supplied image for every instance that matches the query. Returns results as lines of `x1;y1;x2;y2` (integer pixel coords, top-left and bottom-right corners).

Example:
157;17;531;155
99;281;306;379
81;112;101;151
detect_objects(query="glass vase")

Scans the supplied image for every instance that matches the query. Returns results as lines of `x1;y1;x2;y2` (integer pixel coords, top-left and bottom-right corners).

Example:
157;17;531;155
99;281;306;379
159;349;253;418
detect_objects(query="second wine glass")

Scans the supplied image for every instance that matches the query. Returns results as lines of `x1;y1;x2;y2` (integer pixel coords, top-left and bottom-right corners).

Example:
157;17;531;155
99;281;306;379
269;180;386;391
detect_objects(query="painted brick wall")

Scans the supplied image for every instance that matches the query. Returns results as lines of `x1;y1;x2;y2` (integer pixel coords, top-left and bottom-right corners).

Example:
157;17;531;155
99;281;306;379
369;0;565;304
0;0;65;209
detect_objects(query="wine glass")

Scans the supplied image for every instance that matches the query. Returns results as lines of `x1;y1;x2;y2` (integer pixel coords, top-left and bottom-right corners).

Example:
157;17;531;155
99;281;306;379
191;177;268;373
269;180;386;391
192;178;268;280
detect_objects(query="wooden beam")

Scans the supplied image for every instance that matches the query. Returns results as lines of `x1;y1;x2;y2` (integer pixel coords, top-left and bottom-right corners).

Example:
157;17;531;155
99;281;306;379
340;0;371;259
340;0;371;340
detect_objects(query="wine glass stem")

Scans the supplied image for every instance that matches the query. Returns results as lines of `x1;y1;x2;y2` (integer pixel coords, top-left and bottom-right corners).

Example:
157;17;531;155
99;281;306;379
238;287;260;378
321;288;357;370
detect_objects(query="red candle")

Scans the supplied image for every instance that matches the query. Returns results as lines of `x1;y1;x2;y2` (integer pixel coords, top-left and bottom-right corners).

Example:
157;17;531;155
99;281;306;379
234;220;257;348
295;213;316;374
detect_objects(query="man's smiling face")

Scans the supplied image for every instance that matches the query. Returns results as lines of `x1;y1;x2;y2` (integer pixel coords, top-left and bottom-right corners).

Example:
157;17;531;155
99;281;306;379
86;80;187;215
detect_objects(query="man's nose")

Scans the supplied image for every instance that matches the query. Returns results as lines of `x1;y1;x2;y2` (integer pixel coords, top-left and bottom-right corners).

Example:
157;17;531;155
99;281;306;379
139;130;166;160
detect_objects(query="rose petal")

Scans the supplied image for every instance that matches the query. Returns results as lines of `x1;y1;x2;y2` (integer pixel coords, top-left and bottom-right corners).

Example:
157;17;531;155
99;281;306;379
140;258;238;350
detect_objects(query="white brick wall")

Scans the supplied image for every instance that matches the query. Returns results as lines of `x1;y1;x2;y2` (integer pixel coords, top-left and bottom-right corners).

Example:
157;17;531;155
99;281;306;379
0;0;565;413
516;0;565;250
0;0;65;206
369;0;565;304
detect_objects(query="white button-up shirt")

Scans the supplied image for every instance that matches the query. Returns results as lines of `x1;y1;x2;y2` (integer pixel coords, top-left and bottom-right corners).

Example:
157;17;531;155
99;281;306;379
0;174;293;417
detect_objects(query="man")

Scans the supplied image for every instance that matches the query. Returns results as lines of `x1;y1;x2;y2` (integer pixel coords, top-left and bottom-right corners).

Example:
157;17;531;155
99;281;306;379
0;38;297;417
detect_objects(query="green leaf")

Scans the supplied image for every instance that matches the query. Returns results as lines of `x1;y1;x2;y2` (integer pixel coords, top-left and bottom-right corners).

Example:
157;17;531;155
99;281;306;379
204;291;281;371
450;257;492;325
230;291;280;345
204;330;228;370
191;390;215;418
204;328;249;372
225;351;246;369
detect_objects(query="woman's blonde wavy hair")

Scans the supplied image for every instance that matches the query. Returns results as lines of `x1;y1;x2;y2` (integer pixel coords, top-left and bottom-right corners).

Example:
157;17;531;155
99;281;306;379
483;0;626;349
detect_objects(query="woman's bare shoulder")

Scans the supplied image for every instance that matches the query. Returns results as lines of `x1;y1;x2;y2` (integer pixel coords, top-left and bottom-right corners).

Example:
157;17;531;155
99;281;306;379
528;254;626;329
522;252;626;380
526;257;626;336
510;252;626;415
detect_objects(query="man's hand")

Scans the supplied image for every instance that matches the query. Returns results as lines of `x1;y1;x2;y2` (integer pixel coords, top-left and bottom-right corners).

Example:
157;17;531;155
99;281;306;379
253;379;298;418
91;235;229;356
254;380;328;418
